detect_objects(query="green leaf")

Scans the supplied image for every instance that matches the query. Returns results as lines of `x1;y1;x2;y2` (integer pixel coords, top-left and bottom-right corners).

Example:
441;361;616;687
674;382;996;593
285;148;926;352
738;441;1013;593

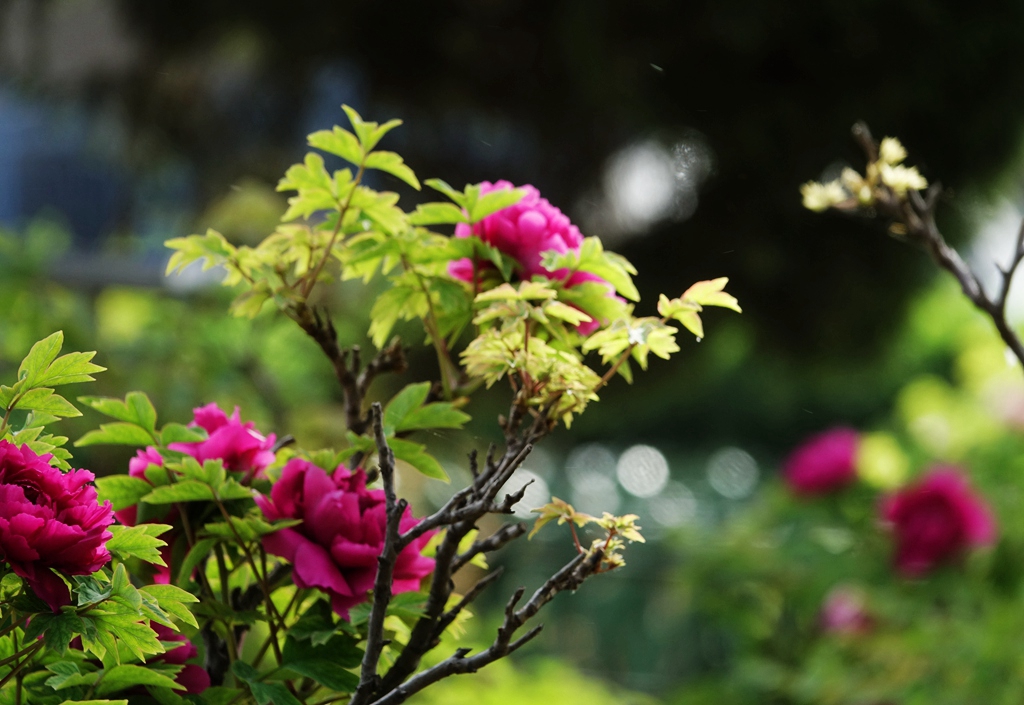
396;403;470;432
288;600;341;646
106;524;171;565
176;537;218;586
383;382;431;434
281;633;361;691
46;661;100;690
96;664;184;695
140;583;200;629
408;202;467;226
389;438;449;482
34;351;105;387
364;151;420;190
14;388;80;417
75;422;154;447
232;661;303;705
424;178;466;207
307;126;363;165
199;687;244;705
160;423;206;445
542;237;640;301
59;700;126;705
18;331;64;385
142;481;215;504
78;392;159;427
469;187;526;223
681;277;742;312
95;476;154;512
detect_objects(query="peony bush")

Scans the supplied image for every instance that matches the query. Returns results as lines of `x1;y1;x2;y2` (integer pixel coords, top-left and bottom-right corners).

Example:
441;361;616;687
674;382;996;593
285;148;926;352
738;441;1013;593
0;106;740;705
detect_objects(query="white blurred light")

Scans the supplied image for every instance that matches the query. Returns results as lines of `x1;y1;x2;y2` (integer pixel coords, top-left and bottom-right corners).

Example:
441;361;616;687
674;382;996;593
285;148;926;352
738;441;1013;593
499;469;549;518
647;481;697;527
570;469;621;515
566;443;617;485
616;444;670;498
605;141;676;231
706;447;758;499
587;136;714;243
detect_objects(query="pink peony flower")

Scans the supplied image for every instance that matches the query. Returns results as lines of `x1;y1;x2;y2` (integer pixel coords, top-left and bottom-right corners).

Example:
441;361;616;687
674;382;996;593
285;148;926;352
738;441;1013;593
256;458;436;619
116;404;276;583
820;586;872;635
783;427;860;495
448;180;614;335
151;623;210;694
881;466;996;576
0;440;114;611
168;403;276;480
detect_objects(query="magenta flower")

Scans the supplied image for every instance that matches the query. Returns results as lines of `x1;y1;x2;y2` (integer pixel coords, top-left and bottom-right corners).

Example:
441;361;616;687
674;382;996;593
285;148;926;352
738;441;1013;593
448;180;614;334
0;440;114;611
881;467;996;576
168;403;276;480
783;427;860;495
115;404;276;583
151;623;210;694
820;586;872;635
256;458;436;619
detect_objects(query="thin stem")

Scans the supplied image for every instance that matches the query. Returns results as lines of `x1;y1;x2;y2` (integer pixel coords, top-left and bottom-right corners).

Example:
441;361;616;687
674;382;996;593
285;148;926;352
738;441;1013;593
213;499;286;666
0;642;42;689
214;544;239;666
302;163;366;299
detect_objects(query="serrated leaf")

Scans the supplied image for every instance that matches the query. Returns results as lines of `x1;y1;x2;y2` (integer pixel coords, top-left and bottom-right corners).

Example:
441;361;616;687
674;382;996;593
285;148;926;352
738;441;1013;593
106;524;171;565
142;481;215;504
307;126;363;166
14;388;80;417
75;422;154;447
681;277;741;312
78;392;158;427
96;664;184;695
35;351;105;387
140;584;200;629
364;151;420;190
18;331;64;385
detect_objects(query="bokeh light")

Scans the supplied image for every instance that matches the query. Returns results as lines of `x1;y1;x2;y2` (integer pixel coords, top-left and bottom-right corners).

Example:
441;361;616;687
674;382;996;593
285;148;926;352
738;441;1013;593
647;481;697;527
616;444;670;498
706;447;758;499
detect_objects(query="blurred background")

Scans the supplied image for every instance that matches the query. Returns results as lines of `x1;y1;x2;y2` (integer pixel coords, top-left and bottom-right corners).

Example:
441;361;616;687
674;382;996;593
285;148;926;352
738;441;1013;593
5;1;1024;702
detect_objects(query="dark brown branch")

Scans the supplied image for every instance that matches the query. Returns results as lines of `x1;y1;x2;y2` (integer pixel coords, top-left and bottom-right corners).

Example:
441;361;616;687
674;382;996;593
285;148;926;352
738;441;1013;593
853;122;1024;369
291;303;407;434
451;522;528;574
430;568;505;639
351;404;407;705
369;551;603;705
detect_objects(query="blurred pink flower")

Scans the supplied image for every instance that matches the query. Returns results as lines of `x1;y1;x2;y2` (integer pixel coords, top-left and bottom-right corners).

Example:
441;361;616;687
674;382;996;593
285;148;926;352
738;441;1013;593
881;466;996;576
820;586;872;635
256;458;436;619
783;427;860;495
448;180;614;334
0;440;113;611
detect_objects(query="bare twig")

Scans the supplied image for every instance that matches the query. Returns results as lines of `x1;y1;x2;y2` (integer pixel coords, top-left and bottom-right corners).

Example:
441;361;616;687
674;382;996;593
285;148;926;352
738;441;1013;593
369;550;604;705
451;522;528;574
291;303;408;434
351;404;408;705
854;122;1024;368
